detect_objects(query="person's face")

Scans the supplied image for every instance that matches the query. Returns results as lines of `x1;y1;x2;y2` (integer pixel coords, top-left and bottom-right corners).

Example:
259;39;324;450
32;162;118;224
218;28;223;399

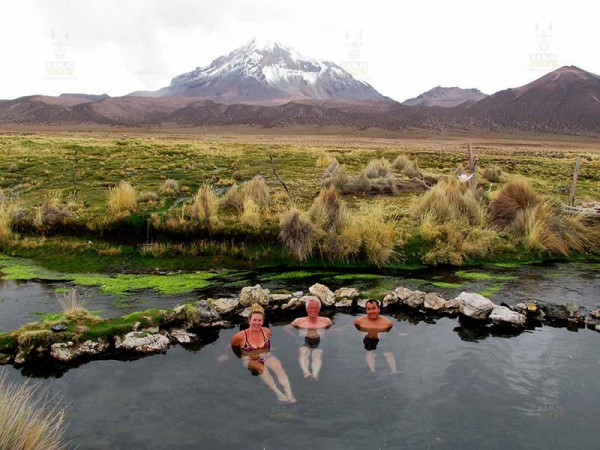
365;302;380;320
249;313;264;330
306;301;320;319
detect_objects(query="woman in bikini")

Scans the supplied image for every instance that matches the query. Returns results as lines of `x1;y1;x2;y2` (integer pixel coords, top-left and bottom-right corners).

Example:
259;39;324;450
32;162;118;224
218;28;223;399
218;304;296;403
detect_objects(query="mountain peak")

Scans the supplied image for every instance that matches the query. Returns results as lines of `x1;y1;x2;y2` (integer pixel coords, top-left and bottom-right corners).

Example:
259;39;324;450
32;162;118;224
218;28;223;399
144;39;386;103
402;86;487;107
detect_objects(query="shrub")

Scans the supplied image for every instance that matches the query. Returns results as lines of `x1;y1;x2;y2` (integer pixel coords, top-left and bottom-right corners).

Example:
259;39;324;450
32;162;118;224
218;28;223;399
354;202;396;266
316;151;337;168
190;184;219;227
34;191;74;229
240;198;261;229
0;371;67;450
321;161;351;192
107;181;138;215
480;166;502;183
221;183;245;215
393;155;421;179
242;175;270;209
364;158;393;179
353;170;372;194
279;208;316;261
411;177;485;227
160;179;180;196
489;178;543;228
309;186;348;232
58;288;89;321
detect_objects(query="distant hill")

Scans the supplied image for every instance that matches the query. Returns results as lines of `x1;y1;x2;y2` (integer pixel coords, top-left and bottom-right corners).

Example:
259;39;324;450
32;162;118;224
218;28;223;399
402;86;487;107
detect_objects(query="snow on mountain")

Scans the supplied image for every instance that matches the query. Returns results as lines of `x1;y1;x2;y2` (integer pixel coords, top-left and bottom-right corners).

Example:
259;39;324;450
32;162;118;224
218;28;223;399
142;38;386;102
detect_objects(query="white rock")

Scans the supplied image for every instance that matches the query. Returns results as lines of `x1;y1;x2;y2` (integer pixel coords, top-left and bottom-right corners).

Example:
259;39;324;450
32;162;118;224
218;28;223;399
357;298;368;309
424;292;446;311
383;292;399;306
404;291;426;309
114;332;170;354
282;296;306;310
334;287;360;300
334;298;354;308
457;292;496;320
239;285;270;306
489;306;527;328
169;329;198;344
209;298;239;314
269;293;292;302
394;286;414;301
309;283;335;306
50;339;109;362
239;306;254;318
444;298;462;311
292;291;304;298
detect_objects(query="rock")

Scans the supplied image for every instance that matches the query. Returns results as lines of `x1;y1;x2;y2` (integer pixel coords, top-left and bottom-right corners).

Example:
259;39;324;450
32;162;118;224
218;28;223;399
239;306;253;318
590;309;600;319
14;349;26;365
269;293;292;302
404;291;426;309
173;305;185;314
114;332;170;354
209;298;239;315
292;291;304;298
457;292;495;320
445;298;462;311
423;292;446;311
585;315;600;328
514;302;544;320
383;292;399;307
595;324;600;333
239;285;270;306
50;339;109;362
169;329;198;344
334;298;354;308
540;302;583;323
195;300;221;322
357;299;368;309
565;303;584;322
282;296;305;310
334;287;360;300
489;306;527;328
308;283;335;306
394;287;414;302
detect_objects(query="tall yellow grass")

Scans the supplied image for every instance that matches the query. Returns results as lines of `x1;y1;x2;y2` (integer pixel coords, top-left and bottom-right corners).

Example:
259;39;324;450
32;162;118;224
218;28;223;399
107;181;138;215
242;175;270;209
279;208;316;261
190;184;219;227
240;198;261;229
0;204;13;243
0;371;67;450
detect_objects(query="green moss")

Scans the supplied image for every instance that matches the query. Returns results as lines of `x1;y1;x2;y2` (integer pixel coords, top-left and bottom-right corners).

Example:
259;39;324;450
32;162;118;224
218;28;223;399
331;273;383;281
0;333;17;353
263;271;336;281
455;270;516;281
431;281;464;289
53;287;71;293
81;308;164;340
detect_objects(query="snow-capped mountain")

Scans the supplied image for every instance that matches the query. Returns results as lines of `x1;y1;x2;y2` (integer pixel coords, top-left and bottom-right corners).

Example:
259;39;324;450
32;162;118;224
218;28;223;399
135;38;386;102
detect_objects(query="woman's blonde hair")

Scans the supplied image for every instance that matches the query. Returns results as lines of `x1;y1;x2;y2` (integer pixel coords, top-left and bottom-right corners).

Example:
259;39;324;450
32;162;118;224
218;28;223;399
249;303;265;319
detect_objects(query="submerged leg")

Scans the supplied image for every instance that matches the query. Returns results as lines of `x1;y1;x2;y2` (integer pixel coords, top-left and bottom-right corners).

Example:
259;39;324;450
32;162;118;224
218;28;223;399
365;351;376;372
311;349;324;380
384;352;398;375
258;363;288;402
298;346;311;378
266;357;296;403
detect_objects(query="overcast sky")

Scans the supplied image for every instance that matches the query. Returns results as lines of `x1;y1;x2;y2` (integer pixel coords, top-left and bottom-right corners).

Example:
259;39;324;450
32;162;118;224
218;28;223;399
1;0;599;102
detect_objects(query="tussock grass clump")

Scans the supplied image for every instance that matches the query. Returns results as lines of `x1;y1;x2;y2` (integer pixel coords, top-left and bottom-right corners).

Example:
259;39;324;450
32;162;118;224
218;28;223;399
480;166;503;183
309;186;348;232
412;177;485;226
34;191;77;229
107;181;138;215
242;175;270;209
316;151;337;168
0;371;68;450
8;163;18;173
190;184;219;227
0;204;13;243
354;202;396;266
138;191;159;204
240;198;261;229
221;183;245;215
58;288;90;321
279;208;316;262
392;155;422;179
489;178;543;228
140;242;169;257
160;179;180;196
364;158;393;179
354;170;372;193
321;161;351;192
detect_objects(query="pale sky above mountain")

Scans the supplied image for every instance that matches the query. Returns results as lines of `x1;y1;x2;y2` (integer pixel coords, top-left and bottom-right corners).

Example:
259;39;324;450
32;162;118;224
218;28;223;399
0;0;599;101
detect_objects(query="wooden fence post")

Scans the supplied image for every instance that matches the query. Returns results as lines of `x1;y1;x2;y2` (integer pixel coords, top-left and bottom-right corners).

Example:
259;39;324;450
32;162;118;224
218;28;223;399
468;143;476;189
568;156;581;206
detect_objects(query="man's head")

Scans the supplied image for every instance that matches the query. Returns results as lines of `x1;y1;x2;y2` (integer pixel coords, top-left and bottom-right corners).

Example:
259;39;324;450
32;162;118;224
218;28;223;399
305;298;322;319
365;299;381;320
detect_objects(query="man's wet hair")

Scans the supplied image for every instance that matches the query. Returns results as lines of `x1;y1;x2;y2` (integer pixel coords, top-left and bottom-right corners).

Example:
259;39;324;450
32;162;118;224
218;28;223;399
305;297;322;309
365;299;381;309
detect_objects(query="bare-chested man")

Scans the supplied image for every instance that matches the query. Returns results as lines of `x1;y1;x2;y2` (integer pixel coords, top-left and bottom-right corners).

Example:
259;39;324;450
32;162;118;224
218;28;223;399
354;299;398;374
289;298;332;380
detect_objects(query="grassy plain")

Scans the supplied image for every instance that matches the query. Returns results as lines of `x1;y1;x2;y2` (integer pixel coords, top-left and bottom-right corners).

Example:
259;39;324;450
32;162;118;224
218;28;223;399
1;127;599;271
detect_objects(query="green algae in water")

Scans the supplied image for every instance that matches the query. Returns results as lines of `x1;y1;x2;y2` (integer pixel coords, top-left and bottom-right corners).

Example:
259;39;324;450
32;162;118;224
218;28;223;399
455;270;516;281
332;273;384;282
477;284;503;298
431;281;464;289
263;271;337;281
